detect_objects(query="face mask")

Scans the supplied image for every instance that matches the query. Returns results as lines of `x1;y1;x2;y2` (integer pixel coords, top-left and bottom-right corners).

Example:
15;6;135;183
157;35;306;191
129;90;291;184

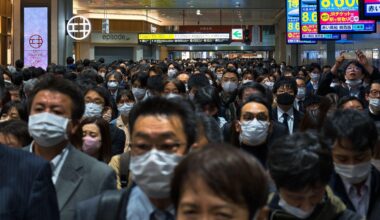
277;93;295;106
84;103;103;118
130;149;182;198
118;103;134;116
372;160;380;172
239;119;270;146
297;87;306;99
210;67;215;73
264;81;274;90
334;162;371;184
310;73;320;81
216;73;223;81
279;197;315;219
222;81;238;93
99;72;105;78
237;68;242;74
243;79;253;84
209;79;213;85
132;88;146;100
82;136;101;155
369;98;380;112
166;93;181;99
188;93;195;101
167;69;177;78
107;81;119;89
330;82;339;88
345;79;362;87
4;80;12;85
28;112;69;148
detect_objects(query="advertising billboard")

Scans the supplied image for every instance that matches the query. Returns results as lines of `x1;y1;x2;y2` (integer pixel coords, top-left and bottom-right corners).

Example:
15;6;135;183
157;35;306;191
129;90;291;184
287;0;317;44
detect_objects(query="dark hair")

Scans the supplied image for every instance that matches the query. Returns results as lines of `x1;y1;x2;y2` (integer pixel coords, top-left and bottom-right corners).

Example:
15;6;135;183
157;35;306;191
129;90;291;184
337;96;365;109
273;78;298;95
84;86;118;120
309;63;322;72
147;75;164;95
171;144;269;219
163;79;186;94
237;81;267;100
66;57;74;65
194;86;222;111
129;97;197;149
0;119;32;147
187;74;209;91
0;101;28;122
343;60;368;76
196;113;223;144
28;75;85;123
131;72;148;88
323;109;378;152
237;94;272;119
268;132;333;191
79;117;112;163
116;89;135;104
15;59;24;70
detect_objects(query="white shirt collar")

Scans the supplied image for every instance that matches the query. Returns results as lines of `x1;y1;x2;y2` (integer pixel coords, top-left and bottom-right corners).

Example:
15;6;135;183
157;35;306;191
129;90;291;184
277;107;294;119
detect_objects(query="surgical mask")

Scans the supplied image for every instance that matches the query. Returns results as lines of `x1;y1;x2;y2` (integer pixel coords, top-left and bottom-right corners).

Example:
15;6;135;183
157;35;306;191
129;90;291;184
372;159;380;172
209;79;213;85
369;98;380;111
4;80;12;85
82;136;101;155
216;73;223;81
118;103;134;116
310;72;320;81
239;119;270;146
107;81;119;89
222;81;238;93
242;79;253;84
345;79;362;87
264;81;274;90
297;87;306;99
334;162;372;184
84;103;103;118
132;88;146;100
166;93;181;99
99;72;105;78
167;69;177;78
277;93;295;106
188;93;195;101
279;197;315;219
237;68;242;75
130;149;182;198
28;112;69;148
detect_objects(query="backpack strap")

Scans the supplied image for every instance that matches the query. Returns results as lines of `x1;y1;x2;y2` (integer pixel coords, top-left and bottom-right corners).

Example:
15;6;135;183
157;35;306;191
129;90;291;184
119;152;131;188
96;189;130;220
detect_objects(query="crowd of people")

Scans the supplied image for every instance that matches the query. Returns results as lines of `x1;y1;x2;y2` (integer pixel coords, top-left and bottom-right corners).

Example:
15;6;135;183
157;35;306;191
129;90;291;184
1;50;380;220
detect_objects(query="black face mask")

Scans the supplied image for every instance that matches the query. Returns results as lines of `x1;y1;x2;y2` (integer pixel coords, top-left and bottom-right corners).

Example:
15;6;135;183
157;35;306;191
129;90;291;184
277;93;295;106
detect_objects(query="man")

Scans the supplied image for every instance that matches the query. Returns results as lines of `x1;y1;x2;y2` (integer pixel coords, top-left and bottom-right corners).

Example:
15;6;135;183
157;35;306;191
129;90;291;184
220;67;239;122
323;109;380;219
272;78;304;134
26;76;116;220
365;80;380;121
76;96;197;220
306;63;322;95
0;144;60;220
294;77;306;113
267;132;361;220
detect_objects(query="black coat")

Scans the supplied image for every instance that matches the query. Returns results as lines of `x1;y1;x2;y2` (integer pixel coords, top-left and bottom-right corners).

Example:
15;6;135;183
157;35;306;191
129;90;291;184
272;107;304;134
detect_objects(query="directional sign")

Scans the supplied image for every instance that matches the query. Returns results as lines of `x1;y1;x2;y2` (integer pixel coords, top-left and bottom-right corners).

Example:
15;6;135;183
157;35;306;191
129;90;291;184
231;28;243;40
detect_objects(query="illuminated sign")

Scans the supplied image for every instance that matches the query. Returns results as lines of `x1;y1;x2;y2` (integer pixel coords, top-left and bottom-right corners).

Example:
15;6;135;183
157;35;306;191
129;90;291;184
318;0;376;33
138;33;231;44
67;15;92;40
300;0;341;40
287;0;317;44
231;28;243;40
24;7;48;69
359;0;380;19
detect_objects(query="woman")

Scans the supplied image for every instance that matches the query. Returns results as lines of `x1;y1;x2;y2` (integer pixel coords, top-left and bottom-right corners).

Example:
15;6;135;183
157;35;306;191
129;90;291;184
161;79;186;98
105;71;123;100
79;117;112;163
0;100;28;122
131;72;148;102
171;144;269;220
115;89;135;152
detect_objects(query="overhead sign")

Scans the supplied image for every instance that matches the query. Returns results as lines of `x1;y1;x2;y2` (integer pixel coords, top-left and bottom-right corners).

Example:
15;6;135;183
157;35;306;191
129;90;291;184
300;0;341;40
231;28;243;40
24;7;48;69
318;0;376;33
286;0;317;44
359;0;380;19
138;33;231;45
67;15;92;40
91;33;138;44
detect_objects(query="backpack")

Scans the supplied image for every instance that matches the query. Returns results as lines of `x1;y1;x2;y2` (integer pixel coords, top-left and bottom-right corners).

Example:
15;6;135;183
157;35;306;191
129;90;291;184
96;188;132;220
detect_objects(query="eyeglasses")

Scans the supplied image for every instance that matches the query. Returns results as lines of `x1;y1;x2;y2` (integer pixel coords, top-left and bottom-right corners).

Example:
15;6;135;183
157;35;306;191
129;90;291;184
130;142;185;153
370;90;380;97
241;112;269;121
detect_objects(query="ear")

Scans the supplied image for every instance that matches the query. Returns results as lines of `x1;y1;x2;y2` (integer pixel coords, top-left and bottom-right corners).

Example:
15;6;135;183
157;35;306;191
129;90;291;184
235;120;241;133
366;93;370;102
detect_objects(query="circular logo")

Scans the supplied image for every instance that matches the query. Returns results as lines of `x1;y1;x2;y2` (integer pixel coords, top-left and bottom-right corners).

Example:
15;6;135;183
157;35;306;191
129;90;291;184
321;13;329;22
66;15;92;40
29;34;43;49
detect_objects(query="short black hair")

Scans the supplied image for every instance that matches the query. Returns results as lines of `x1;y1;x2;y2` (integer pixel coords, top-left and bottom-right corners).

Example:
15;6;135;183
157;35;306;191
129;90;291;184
237;82;267;100
66;57;74;65
0;119;32;146
28;75;85;123
0;101;28;122
337;96;365;109
268;132;333;191
196;113;223;143
323;109;378;152
343;60;368;76
309;63;322;72
194;86;221;110
171;144;268;219
187;74;209;91
273;78;298;95
237;94;272;120
128;97;197;149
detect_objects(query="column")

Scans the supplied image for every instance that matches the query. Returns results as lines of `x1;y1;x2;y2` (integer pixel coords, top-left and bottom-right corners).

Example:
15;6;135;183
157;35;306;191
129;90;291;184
326;41;336;66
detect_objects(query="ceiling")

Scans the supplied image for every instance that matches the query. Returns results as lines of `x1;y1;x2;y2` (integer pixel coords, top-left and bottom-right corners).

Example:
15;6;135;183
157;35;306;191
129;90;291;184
73;0;284;26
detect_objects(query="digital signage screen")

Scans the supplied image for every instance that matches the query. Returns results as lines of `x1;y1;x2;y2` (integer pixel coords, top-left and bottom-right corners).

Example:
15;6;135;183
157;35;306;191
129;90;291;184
287;0;317;44
359;0;380;19
318;0;376;33
138;33;231;45
24;7;48;69
300;0;341;40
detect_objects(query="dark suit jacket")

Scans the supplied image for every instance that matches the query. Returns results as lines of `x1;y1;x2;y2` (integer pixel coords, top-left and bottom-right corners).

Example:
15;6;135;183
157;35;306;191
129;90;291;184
272;107;304;134
0;145;59;220
110;124;126;155
329;167;380;220
24;144;117;220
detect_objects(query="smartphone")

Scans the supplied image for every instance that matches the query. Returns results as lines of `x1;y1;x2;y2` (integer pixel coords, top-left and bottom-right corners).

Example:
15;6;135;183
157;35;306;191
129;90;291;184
343;51;357;60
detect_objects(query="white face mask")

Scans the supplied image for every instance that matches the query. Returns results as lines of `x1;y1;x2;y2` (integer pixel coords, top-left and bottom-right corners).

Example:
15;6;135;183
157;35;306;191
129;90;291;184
209;79;213;85
107;81;119;89
279;197;315;219
345;79;362;87
28;112;69;148
165;93;181;99
369;98;380;112
310;72;320;81
130;149;182;199
132;88;146;100
297;87;306;99
222;81;238;93
334;162;372;184
264;81;274;90
239;119;270;146
242;79;253;84
167;69;177;78
118;103;134;116
84;103;103;118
